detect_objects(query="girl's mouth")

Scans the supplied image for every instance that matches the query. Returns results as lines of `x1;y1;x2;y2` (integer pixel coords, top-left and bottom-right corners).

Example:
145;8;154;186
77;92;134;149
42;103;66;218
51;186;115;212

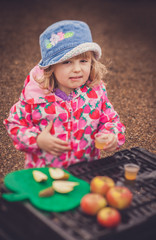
70;76;82;81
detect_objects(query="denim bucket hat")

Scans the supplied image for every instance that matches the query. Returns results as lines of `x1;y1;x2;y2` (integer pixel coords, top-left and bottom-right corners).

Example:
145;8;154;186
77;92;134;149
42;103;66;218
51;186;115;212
38;20;102;68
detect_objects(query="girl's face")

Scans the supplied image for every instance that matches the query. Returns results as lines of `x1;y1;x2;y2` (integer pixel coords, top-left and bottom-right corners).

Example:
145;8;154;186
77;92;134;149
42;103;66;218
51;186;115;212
53;54;92;95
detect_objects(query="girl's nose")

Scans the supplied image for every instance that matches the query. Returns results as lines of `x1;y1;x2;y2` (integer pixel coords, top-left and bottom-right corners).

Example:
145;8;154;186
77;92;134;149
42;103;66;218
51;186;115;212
73;62;81;72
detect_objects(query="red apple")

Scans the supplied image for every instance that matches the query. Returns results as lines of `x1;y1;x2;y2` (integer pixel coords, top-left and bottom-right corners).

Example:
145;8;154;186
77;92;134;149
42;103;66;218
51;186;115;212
90;176;115;195
97;207;121;228
80;193;107;215
106;186;133;209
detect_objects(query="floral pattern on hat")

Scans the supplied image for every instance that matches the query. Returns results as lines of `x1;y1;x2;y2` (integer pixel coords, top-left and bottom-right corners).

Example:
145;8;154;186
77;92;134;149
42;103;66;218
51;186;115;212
45;31;74;49
39;20;102;68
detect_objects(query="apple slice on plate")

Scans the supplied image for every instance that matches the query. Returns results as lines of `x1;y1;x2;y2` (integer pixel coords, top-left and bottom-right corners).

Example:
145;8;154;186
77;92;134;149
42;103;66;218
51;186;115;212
52;180;79;193
39;186;54;197
33;170;48;182
49;168;69;180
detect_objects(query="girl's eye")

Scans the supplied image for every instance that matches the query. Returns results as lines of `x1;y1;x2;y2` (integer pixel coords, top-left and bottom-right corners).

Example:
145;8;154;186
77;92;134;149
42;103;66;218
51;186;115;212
62;61;71;64
80;59;88;63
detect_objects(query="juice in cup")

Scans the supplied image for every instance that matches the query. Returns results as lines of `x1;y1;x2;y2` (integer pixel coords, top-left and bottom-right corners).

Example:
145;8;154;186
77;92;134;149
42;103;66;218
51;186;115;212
95;133;108;149
124;164;140;180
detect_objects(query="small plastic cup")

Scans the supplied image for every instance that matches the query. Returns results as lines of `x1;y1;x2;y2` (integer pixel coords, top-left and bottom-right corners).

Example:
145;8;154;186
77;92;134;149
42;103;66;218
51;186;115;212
94;133;108;149
124;163;140;180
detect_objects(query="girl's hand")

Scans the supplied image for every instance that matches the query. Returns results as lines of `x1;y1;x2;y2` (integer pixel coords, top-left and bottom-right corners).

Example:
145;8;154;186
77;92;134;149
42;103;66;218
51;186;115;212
36;121;71;156
100;133;118;152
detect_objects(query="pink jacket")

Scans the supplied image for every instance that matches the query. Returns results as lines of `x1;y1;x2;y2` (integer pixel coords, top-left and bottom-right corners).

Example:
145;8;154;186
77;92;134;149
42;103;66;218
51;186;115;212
4;66;125;168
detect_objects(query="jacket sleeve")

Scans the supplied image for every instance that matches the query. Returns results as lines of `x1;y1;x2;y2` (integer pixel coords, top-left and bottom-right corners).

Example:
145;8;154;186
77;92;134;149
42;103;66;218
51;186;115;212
98;85;126;147
3;100;41;153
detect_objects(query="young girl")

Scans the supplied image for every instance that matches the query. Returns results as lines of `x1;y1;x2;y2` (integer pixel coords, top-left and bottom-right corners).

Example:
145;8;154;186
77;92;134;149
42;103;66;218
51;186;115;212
4;20;125;168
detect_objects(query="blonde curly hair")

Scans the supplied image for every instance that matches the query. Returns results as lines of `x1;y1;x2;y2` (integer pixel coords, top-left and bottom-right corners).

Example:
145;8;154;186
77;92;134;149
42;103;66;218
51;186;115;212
35;51;107;93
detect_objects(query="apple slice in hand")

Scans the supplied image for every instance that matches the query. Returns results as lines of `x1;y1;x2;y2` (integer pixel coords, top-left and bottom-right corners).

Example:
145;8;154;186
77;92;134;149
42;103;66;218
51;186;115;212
33;170;48;182
49;168;69;180
52;180;79;193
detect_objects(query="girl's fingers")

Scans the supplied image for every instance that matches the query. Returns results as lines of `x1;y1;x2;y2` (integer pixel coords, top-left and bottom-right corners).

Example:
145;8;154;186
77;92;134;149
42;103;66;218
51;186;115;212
53;146;71;153
49;150;62;156
104;145;116;152
52;137;71;150
55;144;71;151
104;142;117;152
45;121;53;132
47;141;71;153
49;146;71;156
54;138;70;146
103;135;117;152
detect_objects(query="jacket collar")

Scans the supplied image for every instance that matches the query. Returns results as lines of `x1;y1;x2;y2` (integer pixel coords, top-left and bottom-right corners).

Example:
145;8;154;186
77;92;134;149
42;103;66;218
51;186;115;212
19;65;91;104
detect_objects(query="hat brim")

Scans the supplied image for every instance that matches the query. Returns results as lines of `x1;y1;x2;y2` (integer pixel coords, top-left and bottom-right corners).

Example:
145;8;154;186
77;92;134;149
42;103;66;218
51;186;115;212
38;42;101;69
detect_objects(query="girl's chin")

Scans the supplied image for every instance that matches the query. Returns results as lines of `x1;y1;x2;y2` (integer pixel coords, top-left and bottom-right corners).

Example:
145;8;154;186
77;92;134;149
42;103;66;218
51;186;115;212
60;81;86;93
70;80;86;87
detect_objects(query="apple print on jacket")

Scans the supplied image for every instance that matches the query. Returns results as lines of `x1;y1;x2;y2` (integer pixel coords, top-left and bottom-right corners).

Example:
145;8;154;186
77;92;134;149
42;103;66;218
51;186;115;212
4;71;125;168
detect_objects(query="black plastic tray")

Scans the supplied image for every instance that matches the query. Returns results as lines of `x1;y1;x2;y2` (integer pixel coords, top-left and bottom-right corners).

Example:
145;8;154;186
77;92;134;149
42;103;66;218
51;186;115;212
0;147;156;240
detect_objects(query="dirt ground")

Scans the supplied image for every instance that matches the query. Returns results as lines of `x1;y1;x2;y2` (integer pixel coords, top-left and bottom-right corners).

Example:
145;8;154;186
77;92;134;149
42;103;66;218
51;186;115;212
0;0;156;183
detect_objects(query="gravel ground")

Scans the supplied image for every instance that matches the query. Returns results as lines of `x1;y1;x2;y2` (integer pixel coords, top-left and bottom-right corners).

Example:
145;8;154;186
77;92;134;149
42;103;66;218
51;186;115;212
0;0;156;183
